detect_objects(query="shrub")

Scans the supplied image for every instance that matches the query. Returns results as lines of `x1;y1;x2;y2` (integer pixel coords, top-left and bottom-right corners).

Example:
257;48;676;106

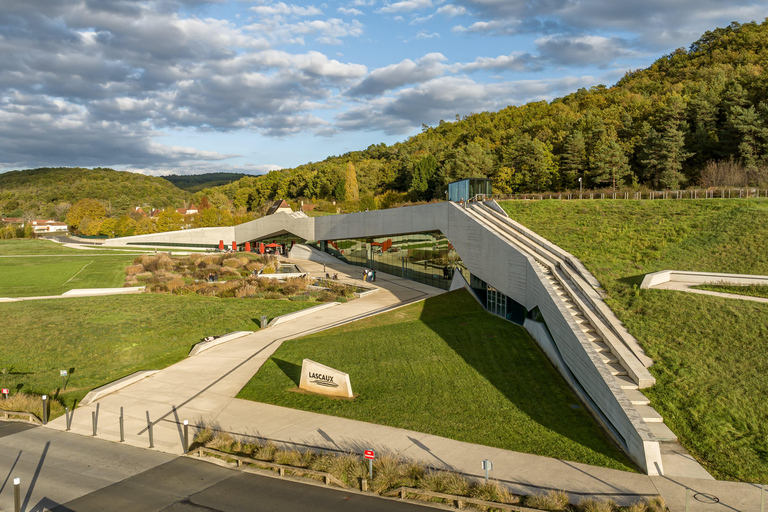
208;430;235;452
0;392;65;421
525;490;570;511
471;480;516;504
254;443;277;461
125;264;144;276
578;497;616;512
644;496;666;512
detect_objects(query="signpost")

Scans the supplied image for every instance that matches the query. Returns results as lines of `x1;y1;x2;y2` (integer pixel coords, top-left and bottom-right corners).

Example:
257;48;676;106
1;388;8;399
60;369;68;390
364;450;374;480
481;459;493;483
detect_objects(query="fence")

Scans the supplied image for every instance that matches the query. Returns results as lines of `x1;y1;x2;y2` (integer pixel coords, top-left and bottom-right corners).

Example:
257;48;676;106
476;188;768;202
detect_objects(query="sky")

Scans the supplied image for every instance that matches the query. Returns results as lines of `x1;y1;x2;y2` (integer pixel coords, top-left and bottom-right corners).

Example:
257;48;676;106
0;1;765;176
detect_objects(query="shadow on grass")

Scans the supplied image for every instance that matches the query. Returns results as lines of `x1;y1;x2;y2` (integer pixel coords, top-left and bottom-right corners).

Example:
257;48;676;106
618;274;647;288
419;289;636;471
273;358;302;387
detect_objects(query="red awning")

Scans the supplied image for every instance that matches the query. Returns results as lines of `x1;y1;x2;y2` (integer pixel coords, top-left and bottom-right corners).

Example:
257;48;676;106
265;243;279;248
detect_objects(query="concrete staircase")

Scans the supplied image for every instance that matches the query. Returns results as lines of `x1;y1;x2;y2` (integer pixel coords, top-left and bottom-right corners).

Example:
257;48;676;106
463;201;710;478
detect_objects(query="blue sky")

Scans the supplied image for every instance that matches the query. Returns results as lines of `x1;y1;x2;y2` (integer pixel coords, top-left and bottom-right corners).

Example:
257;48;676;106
0;1;765;176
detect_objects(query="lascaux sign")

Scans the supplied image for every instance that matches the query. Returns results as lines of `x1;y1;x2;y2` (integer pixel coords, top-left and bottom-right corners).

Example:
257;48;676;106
299;359;354;398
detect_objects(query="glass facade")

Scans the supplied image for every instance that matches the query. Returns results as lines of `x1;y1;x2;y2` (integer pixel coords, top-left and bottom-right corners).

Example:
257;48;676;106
316;231;468;290
448;178;493;202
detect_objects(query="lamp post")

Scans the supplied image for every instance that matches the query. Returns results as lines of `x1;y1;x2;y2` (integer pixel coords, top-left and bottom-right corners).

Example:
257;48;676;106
578;177;582;197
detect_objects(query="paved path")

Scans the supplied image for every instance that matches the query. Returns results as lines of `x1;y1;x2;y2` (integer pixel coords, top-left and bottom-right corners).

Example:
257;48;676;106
648;280;768;304
44;259;767;511
0;287;145;302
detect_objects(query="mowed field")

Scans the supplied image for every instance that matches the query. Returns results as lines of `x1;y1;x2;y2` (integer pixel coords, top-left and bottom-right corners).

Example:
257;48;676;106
500;199;768;482
0;239;141;297
238;290;636;472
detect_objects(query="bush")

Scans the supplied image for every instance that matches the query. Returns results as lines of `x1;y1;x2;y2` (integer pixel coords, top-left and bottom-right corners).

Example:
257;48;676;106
525;490;570;511
578;497;616;512
125;264;144;276
0;392;65;421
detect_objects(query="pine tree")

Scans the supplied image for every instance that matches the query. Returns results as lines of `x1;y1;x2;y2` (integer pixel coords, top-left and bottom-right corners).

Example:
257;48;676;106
590;135;632;190
560;130;587;189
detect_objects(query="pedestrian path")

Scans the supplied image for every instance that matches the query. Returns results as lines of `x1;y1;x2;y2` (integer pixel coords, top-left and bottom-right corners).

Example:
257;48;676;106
45;259;765;511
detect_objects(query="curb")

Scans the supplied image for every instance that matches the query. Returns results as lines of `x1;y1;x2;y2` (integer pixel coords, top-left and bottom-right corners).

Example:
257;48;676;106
80;370;159;406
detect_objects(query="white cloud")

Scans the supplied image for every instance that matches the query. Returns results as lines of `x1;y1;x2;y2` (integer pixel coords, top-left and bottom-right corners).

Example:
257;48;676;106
377;0;433;14
437;4;466;17
250;3;323;17
347;53;447;96
338;7;364;15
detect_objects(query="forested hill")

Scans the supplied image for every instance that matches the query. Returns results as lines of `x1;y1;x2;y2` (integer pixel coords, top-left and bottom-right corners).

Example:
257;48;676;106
162;173;248;193
0;167;191;218
200;19;768;211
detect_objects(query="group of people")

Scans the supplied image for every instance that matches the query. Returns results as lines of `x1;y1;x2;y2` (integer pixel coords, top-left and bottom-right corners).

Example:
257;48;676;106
207;273;219;282
362;268;376;282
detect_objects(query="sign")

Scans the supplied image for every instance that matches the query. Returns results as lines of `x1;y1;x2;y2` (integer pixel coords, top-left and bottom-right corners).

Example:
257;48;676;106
299;359;354;398
60;370;68;377
1;388;8;395
482;459;493;471
364;450;375;460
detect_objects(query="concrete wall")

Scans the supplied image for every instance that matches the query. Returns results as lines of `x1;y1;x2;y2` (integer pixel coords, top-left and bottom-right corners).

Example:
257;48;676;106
104;226;235;247
641;270;768;288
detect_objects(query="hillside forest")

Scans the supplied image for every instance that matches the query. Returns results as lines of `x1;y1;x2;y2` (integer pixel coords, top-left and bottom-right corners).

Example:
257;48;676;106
2;20;768;237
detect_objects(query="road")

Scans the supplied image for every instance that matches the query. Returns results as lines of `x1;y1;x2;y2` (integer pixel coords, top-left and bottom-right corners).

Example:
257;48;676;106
0;422;432;512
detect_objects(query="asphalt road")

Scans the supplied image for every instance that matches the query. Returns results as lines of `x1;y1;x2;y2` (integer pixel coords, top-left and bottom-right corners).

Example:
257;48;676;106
0;422;433;512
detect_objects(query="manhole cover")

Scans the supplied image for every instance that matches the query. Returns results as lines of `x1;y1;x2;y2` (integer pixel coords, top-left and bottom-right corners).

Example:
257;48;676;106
693;493;719;504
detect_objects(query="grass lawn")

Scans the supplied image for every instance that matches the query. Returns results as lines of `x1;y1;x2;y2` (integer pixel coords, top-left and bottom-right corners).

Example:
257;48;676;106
238;290;636;472
0;294;316;411
0;255;137;297
692;283;768;299
0;238;133;255
500;199;768;482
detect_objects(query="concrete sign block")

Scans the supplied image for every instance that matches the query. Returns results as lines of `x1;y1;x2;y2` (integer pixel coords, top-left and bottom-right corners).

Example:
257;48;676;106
299;359;353;398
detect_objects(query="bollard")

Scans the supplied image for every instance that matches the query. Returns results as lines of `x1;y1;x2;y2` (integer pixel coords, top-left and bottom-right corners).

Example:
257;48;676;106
183;420;189;454
119;407;124;442
260;315;268;328
147;411;154;448
92;411;97;436
65;407;71;431
762;484;764;512
42;395;48;425
361;478;367;492
13;478;20;512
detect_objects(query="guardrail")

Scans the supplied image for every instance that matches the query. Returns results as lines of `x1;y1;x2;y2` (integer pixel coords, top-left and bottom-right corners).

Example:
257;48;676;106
383;487;538;511
0;410;42;424
193;446;348;488
473;187;768;202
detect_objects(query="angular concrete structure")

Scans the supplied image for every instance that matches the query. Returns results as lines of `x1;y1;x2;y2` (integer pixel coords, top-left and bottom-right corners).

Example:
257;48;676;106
105;201;671;475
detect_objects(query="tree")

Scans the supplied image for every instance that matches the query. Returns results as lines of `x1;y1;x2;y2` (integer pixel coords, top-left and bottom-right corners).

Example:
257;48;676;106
500;134;557;192
344;162;359;201
67;199;107;232
730;102;768;172
156;209;184;232
410;154;437;200
560;130;587;189
640;96;693;189
590;136;632;190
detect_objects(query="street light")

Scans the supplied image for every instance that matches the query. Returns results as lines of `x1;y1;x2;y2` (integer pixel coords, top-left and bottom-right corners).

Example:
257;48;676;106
578;177;582;196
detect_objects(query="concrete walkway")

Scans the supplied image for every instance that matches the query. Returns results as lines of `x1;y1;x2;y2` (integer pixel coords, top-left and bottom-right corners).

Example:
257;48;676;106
45;260;767;511
0;286;145;302
641;269;768;304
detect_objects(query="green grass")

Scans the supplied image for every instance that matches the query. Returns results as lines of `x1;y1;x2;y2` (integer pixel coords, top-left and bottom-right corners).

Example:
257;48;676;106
692;283;768;299
0;239;134;255
0;255;137;297
499;198;768;482
0;294;316;410
238;290;636;472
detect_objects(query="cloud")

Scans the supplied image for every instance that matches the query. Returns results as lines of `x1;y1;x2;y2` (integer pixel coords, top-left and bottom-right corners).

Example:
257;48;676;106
535;35;638;67
436;4;467;17
338;7;364;16
338;74;601;135
453;52;541;72
250;2;324;17
377;0;433;14
347;53;447;97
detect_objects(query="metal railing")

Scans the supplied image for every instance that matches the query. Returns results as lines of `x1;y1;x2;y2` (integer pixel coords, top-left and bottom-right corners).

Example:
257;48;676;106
472;188;768;202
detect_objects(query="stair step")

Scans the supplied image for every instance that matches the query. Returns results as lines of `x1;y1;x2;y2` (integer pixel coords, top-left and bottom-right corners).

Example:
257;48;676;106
648;422;678;442
580;324;596;334
623;388;650;406
614;375;638;390
636;405;664;423
584;333;602;343
592;341;610;353
606;362;628;376
600;353;619;365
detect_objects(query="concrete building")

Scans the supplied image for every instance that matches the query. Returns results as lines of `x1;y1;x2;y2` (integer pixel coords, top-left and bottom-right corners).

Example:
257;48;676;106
103;201;681;476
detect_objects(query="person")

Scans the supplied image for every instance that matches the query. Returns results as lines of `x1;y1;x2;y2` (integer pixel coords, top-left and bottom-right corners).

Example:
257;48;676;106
333;273;338;280
326;272;330;279
323;263;326;273
371;269;376;282
362;269;368;282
